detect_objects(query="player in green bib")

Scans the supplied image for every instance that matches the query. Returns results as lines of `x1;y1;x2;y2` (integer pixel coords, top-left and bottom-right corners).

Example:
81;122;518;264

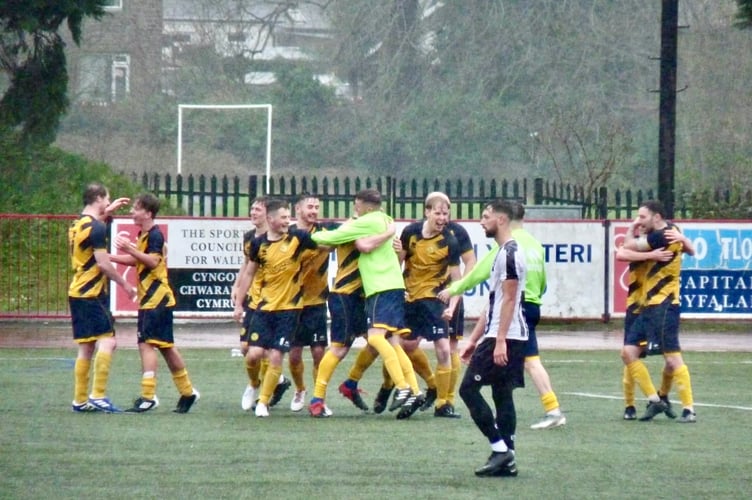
311;189;423;414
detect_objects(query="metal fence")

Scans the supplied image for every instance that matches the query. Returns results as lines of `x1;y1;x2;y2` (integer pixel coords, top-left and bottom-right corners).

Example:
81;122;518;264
0;214;74;319
132;173;751;220
2;174;750;318
131;173;529;219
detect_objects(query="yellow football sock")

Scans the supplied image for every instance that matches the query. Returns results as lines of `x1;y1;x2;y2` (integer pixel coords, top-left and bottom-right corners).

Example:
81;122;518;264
672;364;694;407
246;358;261;388
447;352;460;405
381;363;393;390
393;344;420;393
141;372;157;400
366;335;407;389
540;390;560;414
289;358;305;391
623;366;636;407
312;362;319;388
90;352;112;399
659;368;673;398
259;365;282;405
406;348;436;389
171;368;193;397
348;347;378;382
626;360;658;399
73;358;91;404
260;357;269;381
435;365;452;407
314;351;340;400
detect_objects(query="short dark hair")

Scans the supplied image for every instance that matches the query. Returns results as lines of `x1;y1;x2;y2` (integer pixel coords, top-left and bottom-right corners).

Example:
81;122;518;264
296;192;319;205
355;189;381;206
485;199;515;219
511;202;525;221
641;200;666;219
83;183;108;206
134;193;161;218
251;196;269;207
265;198;289;214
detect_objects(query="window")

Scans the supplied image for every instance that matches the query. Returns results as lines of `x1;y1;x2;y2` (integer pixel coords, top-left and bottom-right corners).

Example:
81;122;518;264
102;0;123;10
78;54;130;104
164;33;191;44
228;32;247;43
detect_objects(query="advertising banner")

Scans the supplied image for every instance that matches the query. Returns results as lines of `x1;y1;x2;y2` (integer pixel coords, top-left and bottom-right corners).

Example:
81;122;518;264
111;217;249;317
610;221;752;319
111;217;607;320
458;221;605;319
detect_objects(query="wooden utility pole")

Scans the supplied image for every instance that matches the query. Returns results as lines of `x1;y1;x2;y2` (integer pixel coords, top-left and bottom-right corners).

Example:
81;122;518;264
658;0;679;218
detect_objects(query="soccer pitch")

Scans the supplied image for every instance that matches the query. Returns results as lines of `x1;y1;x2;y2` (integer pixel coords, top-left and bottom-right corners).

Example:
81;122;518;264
1;348;750;499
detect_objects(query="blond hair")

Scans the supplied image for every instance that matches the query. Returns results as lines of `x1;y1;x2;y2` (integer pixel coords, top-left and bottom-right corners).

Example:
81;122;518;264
424;191;450;209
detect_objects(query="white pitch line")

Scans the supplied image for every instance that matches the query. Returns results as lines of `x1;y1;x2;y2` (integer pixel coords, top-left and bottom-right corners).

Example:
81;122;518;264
547;359;752;365
564;391;752;411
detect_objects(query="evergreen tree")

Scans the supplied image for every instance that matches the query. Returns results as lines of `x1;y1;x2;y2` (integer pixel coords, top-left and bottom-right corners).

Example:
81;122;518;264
0;0;107;144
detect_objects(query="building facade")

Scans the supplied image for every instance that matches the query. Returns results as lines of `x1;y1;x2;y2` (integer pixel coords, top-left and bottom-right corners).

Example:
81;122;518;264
66;0;163;105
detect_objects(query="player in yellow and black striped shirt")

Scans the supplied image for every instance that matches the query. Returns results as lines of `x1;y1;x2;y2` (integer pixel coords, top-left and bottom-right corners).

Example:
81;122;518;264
616;225;673;420
231;197;292;412
395;192;462;419
112;193;198;414
232;199;318;417
68;183;136;413
287;194;338;412
620;200;697;423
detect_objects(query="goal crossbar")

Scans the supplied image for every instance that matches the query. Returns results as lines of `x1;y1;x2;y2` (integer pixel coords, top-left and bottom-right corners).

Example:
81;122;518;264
177;104;273;193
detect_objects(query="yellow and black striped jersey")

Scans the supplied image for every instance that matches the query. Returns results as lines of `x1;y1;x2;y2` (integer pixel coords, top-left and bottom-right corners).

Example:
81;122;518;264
242;228;265;309
643;222;683;306
447;221;474;261
331;242;363;296
250;229;318;311
626;260;648;315
68;214;109;299
135;226;176;309
291;222;339;306
400;222;461;302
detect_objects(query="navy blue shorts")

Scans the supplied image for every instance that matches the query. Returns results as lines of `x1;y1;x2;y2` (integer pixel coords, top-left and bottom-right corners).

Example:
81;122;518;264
69;296;115;342
405;299;449;341
292;304;329;348
633;301;681;355
328;292;367;347
240;305;256;343
365;289;409;336
448;299;465;340
137;306;174;347
465;337;526;389
522;302;540;358
623;307;639;343
247;309;298;352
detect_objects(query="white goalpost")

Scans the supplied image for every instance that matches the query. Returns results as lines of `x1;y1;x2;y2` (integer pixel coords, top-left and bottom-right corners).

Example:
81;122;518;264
177;104;273;193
